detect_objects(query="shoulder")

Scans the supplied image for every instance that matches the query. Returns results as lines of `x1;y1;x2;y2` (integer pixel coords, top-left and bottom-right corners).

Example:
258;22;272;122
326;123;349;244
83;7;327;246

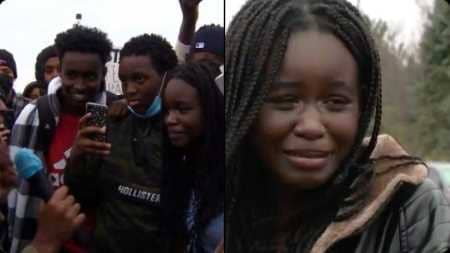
12;94;30;119
396;179;450;253
105;113;133;135
400;178;450;229
15;94;58;124
13;102;38;127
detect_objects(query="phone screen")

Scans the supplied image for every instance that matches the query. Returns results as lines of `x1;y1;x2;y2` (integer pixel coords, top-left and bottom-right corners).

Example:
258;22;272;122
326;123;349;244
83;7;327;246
86;102;108;141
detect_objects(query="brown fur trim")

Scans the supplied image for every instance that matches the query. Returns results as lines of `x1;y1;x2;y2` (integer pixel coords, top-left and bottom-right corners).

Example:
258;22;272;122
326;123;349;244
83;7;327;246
311;135;427;253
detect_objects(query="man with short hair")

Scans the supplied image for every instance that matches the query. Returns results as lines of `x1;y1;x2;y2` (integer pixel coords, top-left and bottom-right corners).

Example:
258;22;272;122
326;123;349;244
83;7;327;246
34;45;59;93
175;0;224;96
0;49;28;119
8;25;118;253
0;50;16;80
175;0;224;65
188;24;224;65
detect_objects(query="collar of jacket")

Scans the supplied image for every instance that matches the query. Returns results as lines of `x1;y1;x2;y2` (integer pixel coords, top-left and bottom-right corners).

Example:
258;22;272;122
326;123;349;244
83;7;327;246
311;134;427;253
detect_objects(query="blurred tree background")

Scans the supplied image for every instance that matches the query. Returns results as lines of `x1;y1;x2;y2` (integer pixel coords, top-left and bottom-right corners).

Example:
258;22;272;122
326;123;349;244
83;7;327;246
368;0;450;160
414;0;450;160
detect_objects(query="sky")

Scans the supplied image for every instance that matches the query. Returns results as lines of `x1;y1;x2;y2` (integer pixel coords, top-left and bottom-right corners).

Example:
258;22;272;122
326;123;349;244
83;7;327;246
226;0;435;49
0;0;224;93
0;0;436;93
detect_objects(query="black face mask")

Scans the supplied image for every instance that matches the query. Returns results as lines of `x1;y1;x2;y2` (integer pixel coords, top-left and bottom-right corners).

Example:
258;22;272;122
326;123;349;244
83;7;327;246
0;74;13;102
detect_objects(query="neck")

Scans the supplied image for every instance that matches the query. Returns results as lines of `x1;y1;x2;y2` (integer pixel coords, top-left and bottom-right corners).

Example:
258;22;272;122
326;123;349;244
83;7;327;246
276;185;305;223
59;93;84;116
184;141;206;163
184;149;200;167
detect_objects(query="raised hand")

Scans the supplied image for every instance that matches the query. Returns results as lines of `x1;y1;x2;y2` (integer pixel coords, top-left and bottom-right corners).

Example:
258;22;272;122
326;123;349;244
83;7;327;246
71;113;111;159
179;0;202;20
31;186;86;253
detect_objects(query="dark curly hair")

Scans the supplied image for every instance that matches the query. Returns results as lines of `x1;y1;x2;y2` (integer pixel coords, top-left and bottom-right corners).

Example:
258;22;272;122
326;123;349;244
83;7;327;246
54;25;113;64
120;34;178;75
34;45;57;86
160;62;224;251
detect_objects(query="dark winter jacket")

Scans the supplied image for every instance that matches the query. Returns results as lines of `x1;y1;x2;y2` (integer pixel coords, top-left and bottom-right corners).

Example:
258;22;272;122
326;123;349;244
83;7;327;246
65;113;163;253
310;135;450;253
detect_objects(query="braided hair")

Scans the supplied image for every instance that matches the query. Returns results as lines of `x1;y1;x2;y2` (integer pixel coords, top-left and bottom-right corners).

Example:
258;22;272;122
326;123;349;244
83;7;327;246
161;62;224;251
226;0;382;251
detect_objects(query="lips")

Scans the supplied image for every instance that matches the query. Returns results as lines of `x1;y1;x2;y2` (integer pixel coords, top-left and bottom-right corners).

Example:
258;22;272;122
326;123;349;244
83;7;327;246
283;149;330;171
167;130;186;146
127;99;140;107
71;93;88;102
168;130;185;138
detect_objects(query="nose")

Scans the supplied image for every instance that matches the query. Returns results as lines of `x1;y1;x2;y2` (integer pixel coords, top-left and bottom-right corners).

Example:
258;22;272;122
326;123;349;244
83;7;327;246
73;77;89;91
165;111;178;126
125;82;137;96
50;70;58;79
293;104;325;140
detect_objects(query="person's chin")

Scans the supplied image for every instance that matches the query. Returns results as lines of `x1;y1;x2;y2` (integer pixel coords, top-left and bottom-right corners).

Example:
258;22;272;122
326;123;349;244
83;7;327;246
277;164;332;191
130;105;147;114
69;96;89;106
67;98;86;108
170;138;187;148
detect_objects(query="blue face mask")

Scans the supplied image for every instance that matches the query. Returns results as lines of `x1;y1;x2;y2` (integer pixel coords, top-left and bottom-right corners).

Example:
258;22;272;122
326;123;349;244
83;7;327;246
127;71;166;119
128;95;161;118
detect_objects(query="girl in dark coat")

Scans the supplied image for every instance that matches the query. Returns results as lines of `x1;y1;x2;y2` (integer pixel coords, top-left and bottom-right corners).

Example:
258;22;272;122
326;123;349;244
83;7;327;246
225;0;450;252
161;62;224;253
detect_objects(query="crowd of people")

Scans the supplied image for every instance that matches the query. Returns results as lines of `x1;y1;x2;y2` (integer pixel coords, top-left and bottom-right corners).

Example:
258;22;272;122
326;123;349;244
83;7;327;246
225;0;450;252
4;0;450;252
0;0;224;252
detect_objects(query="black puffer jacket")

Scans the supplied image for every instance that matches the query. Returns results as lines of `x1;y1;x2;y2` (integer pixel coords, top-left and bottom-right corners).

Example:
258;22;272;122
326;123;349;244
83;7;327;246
310;135;450;253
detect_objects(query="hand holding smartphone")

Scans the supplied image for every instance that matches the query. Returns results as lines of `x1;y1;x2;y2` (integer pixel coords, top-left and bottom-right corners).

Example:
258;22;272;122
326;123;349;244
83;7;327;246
85;102;108;142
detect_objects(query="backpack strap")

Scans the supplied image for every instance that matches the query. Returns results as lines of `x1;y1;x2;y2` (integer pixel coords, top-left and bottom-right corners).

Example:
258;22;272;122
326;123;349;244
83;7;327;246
36;96;56;156
36;92;116;154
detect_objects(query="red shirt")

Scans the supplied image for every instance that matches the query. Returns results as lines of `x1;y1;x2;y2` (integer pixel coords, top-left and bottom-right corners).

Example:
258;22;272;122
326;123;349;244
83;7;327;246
46;113;80;188
46;113;94;253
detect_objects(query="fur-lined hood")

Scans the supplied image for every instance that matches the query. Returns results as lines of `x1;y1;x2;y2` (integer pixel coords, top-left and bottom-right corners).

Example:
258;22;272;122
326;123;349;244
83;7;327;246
311;134;428;253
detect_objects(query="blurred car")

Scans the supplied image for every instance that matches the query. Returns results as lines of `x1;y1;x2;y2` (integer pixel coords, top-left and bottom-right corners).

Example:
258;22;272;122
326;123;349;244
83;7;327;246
427;161;450;186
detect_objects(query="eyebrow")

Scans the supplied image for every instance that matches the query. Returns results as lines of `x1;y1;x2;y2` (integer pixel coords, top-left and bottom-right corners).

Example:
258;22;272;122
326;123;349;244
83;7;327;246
271;79;298;90
272;79;355;92
327;80;357;94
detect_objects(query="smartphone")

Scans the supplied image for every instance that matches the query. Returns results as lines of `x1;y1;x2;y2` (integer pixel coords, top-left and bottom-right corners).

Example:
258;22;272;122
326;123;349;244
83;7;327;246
86;102;108;142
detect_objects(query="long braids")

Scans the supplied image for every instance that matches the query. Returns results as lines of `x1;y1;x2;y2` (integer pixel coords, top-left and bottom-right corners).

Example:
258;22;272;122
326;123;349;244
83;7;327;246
226;0;383;251
161;62;224;251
